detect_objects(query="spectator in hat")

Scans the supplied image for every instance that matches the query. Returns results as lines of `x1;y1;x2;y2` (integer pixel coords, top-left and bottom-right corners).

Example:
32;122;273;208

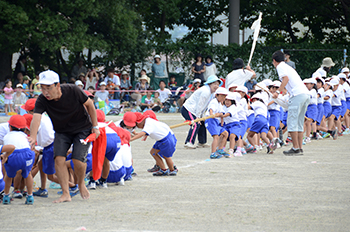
131;75;149;106
204;55;217;81
75;80;84;89
120;71;132;101
315;57;335;78
71;58;87;79
192;54;206;83
225;58;256;89
95;82;109;104
140;69;150;83
152;55;166;78
12;84;27;113
284;51;296;69
104;69;120;99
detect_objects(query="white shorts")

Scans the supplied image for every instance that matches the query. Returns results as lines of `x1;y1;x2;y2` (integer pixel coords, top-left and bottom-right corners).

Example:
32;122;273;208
4;99;13;104
287;94;310;132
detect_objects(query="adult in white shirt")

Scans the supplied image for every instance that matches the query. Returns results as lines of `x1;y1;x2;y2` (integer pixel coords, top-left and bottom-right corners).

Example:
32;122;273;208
203;55;217;81
104;69;121;99
272;50;309;156
225;58;256;89
156;80;172;103
181;75;221;149
314;57;335;78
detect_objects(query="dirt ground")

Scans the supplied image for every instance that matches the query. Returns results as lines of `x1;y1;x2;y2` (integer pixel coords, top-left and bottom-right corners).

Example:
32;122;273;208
1;113;350;232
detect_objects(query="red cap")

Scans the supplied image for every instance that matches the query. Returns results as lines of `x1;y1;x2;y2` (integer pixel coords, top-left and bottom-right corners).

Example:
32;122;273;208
96;109;105;122
123;112;137;127
23;114;33;130
21;98;37;111
143;110;158;121
84;90;93;97
134;112;147;123
8;115;27;129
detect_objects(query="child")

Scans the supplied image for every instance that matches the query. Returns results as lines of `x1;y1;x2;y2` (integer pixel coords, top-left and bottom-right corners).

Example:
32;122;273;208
125;112;178;176
153;91;162;112
315;76;328;137
247;93;275;154
168;76;177;89
106;79;116;99
204;87;229;159
323;81;337;138
22;76;31;98
338;73;350;134
303;78;318;142
30;72;41;96
340;73;350;134
222;92;242;157
2;115;35;204
267;81;281;146
140;89;154;111
95;82;109;104
12;84;27;113
329;78;342;139
0;144;15;201
3;80;14;115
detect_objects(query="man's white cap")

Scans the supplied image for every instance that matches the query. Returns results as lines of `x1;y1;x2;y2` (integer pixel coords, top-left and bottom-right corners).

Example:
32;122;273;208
215;87;229;95
338;73;347;79
38;70;60;85
303;78;316;84
272;80;281;87
235;85;248;94
261;79;273;86
341;67;349;73
154;55;161;59
100;81;106;86
75;80;83;86
226;92;241;101
329;78;339;85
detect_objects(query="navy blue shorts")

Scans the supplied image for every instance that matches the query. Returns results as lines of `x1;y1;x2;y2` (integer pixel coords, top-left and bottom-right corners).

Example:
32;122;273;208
4;148;35;178
305;104;318;122
324;102;332;118
68;152;92;174
239;120;248;138
224;122;241;140
316;103;324;125
247;114;255;129
205;118;227;136
341;100;347;117
332;105;342;120
105;133;121;161
250;115;269;134
268;110;280;131
42;142;55;175
153;132;177;158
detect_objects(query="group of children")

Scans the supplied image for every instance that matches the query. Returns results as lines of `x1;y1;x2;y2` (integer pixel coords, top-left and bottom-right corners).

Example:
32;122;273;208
203;67;350;158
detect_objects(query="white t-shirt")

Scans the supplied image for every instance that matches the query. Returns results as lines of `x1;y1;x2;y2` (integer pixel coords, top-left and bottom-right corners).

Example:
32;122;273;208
142;118;173;141
224;105;240;124
317;88;325;104
104;75;120;86
267;96;280;111
4;131;31;149
0;145;3;180
338;84;346;101
332;87;342;106
206;98;224;123
324;89;332;104
184;85;213;118
204;64;217;81
308;89;318;105
156;88;172;103
276;62;308;97
225;69;254;89
37;115;55;148
251;101;268;118
343;82;350;98
315;67;327;78
238;99;248;120
0;123;9;145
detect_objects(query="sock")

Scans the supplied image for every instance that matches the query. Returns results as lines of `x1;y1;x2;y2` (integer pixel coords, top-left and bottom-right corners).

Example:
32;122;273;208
27;194;33;197
279;128;283;141
313;132;316;138
292;147;299;151
100;177;106;183
161;169;167;171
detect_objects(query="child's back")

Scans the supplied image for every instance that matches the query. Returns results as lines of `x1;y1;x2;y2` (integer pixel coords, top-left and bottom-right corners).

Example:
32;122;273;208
142;118;173;141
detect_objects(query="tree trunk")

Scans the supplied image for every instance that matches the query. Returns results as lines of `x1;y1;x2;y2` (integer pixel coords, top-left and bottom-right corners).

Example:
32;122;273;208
0;52;12;82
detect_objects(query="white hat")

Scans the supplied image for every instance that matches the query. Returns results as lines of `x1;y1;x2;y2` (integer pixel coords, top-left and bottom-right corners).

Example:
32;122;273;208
228;83;238;90
226;92;241;101
312;72;322;79
255;82;268;92
251;93;266;104
332;75;340;82
261;79;273;86
38;70;60;85
341;67;350;73
121;71;128;75
16;84;23;88
193;78;201;84
75;80;83;86
139;75;149;81
303;78;316;84
154;55;161;59
321;57;335;67
215;87;229;95
329;78;339;85
272;80;281;87
100;81;106;86
338;73;347;79
315;77;325;85
235;85;248;94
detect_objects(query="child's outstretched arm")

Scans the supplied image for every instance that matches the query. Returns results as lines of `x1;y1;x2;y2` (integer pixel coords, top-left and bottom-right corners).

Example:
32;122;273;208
0;145;15;164
130;131;147;142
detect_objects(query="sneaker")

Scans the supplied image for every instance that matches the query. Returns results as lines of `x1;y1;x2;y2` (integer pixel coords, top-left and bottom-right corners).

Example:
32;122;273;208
87;181;96;190
270;138;278;150
147;165;160;173
12;190;23;199
343;128;350;135
338;132;343;137
98;179;108;188
210;152;218;159
33;188;48;198
245;144;254;153
331;129;338;140
25;195;34;205
285;137;292;145
217;149;230;158
196;143;210;148
49;182;61;189
305;137;311;143
283;148;303;156
116;179;125;186
276;143;281;149
69;186;80;197
153;169;169;176
251;147;257;154
169;166;178;176
2;194;11;205
267;144;274;154
233;150;242;157
184;142;196;149
241;148;247;155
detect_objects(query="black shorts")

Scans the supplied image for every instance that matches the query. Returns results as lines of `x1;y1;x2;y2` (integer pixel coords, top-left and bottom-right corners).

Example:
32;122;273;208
54;129;91;162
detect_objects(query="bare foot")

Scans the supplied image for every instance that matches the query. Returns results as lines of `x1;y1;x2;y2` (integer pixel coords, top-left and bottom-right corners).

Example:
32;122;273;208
79;184;90;200
53;194;71;203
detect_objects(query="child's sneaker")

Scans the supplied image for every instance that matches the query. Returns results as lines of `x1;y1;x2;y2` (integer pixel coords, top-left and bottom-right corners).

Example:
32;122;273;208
233;150;242;157
147;165;160;173
12;190;23;199
217;149;231;158
331;128;338;140
241;148;247;155
270;138;278;150
25;195;34;205
98;180;108;189
184;142;196;149
267;143;274;154
316;132;323;140
343;128;350;135
251;147;257;154
2;195;11;205
169;167;178;176
228;149;234;157
33;188;48;198
49;182;61;189
153;169;169;176
87;181;96;190
322;132;330;138
285;137;292;145
245;144;254;153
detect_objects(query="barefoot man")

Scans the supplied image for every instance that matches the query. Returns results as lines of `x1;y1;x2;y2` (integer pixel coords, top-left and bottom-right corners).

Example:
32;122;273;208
28;70;100;203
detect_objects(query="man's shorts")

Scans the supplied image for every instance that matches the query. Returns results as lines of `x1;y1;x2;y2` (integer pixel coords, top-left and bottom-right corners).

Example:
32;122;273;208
4;148;35;178
250;115;269;134
268;109;280;131
205;118;227;136
287;94;309;132
105;133;121;161
153;132;177;158
54;129;91;163
42;142;55;175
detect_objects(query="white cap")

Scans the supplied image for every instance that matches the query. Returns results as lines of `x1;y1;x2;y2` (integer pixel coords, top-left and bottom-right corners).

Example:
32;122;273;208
303;78;316;84
261;79;273;86
193;78;201;84
226;92;241;101
228;83;238;90
121;71;128;75
235;85;248;94
329;78;339;85
75;80;83;86
215;87;229;95
312;72;322;79
341;67;350;73
338;73;347;79
154;55;161;59
38;70;60;85
16;84;23;88
251;93;266;104
100;81;106;86
272;80;281;87
315;77;325;85
255;82;268;92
